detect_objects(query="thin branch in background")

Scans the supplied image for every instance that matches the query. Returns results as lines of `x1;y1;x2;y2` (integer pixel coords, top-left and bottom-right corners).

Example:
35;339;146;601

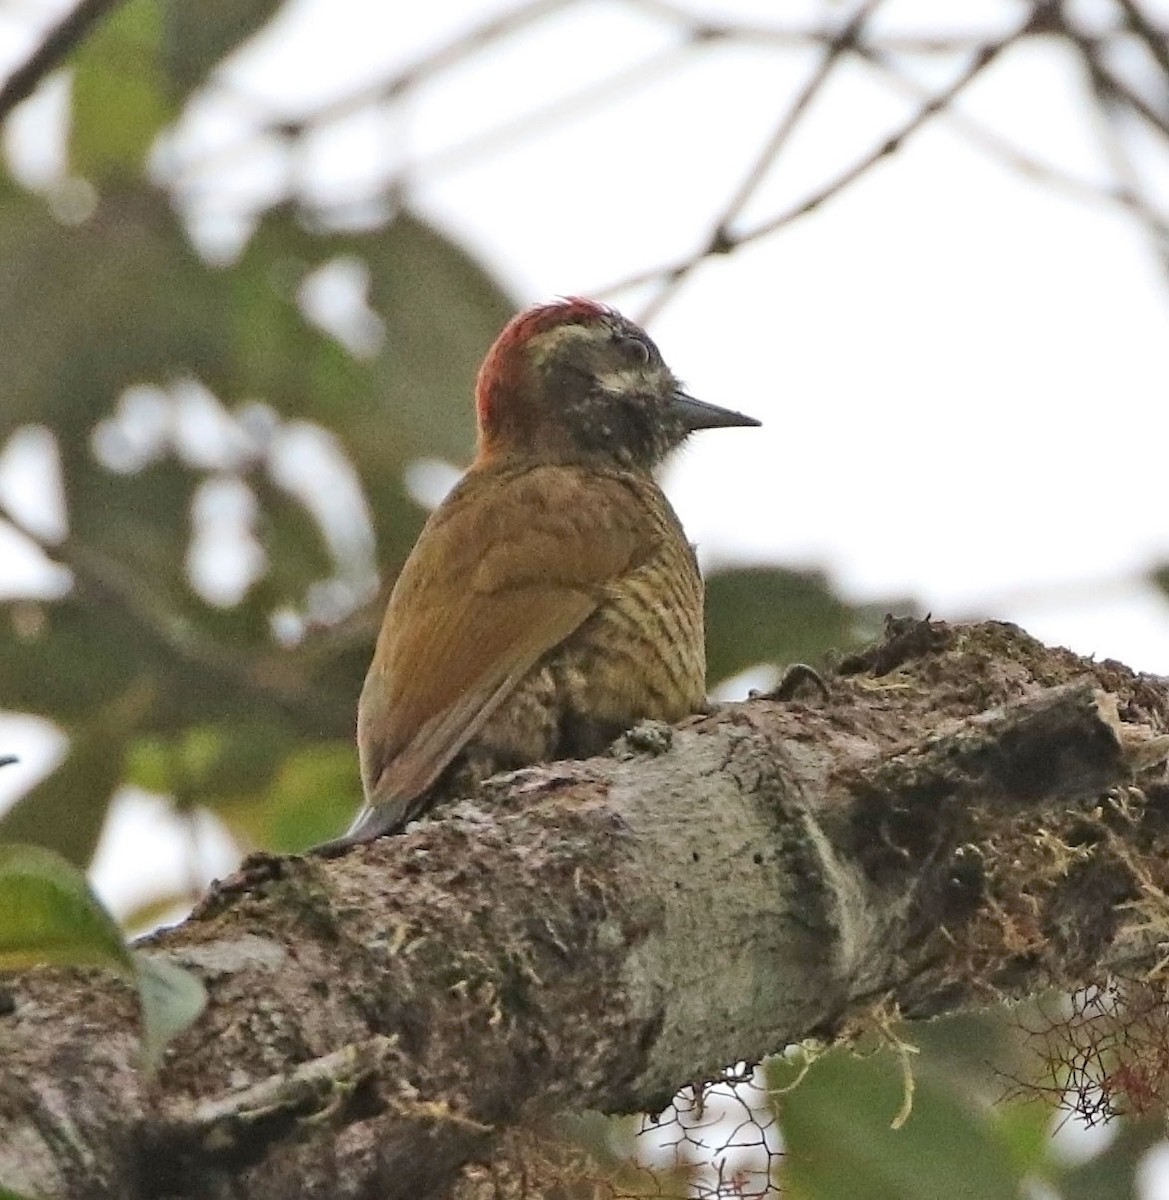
1116;0;1169;82
603;4;1039;309
0;0;127;122
168;0;1169;296
1065;7;1169;279
1095;57;1169;140
293;0;579;123
1063;2;1169;144
718;1;885;222
859;45;1147;219
632;0;884;323
181;0;1056;193
622;0;1142;55
174;0;580;190
178;43;697;219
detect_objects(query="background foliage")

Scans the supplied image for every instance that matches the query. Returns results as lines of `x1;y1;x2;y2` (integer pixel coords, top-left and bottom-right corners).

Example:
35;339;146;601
1;1;1168;1196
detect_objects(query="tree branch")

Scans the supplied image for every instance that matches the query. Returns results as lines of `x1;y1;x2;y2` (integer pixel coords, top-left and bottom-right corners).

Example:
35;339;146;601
610;4;1032;312
0;0;126;122
4;619;1169;1198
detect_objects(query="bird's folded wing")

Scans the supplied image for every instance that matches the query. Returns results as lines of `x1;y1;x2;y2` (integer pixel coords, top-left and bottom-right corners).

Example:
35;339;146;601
357;468;655;818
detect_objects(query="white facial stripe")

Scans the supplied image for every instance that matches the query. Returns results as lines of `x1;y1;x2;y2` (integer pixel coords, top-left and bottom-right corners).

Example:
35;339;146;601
595;365;670;397
528;322;609;365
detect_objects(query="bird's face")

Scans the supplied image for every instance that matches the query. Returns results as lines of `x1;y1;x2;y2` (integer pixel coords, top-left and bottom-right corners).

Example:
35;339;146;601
475;299;758;469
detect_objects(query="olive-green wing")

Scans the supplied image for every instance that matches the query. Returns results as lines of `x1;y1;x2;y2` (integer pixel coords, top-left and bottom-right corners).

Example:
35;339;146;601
352;467;652;836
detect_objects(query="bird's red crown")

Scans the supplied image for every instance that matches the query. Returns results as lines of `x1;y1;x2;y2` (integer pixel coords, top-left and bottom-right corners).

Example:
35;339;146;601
475;297;615;429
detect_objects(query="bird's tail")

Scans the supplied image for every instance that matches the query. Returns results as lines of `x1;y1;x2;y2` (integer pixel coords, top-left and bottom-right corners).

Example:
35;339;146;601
307;797;417;858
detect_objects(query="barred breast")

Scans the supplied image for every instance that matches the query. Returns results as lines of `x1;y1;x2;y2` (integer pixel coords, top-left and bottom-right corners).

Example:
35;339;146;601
462;469;705;773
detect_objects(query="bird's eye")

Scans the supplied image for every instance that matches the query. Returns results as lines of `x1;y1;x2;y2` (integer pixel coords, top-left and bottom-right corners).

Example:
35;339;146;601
621;336;652;365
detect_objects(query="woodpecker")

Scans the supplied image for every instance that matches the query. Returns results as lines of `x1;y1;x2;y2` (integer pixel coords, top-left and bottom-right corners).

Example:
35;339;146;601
336;298;759;846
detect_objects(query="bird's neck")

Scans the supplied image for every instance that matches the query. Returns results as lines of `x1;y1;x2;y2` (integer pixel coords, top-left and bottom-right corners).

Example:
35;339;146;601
473;440;660;475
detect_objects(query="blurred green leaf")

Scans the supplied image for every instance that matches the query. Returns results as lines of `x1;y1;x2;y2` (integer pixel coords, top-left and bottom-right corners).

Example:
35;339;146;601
0;590;294;732
218;212;353;409
364;211;516;467
993;1098;1058;1182
222;206;517;562
235;209;515;559
121;889;195;936
212;742;361;852
162;0;286;101
1055;1117;1159;1200
773;1047;1029;1200
72;0;280;175
71;0;174;177
0;843;132;974
134;952;207;1070
1149;564;1169;601
869;1006;1092;1187
0;845;206;1067
64;451;200;608
0;596;146;721
125;719;298;809
909;1010;1059;1182
249;472;338;609
0;185;224;441
128;724;359;852
0;680;155;865
704;566;911;684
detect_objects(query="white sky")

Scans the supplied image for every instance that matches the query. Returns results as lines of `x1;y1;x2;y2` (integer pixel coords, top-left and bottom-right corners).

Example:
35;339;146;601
0;0;1168;966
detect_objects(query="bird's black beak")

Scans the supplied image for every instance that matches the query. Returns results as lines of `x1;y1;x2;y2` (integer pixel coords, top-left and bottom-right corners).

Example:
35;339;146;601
669;389;761;431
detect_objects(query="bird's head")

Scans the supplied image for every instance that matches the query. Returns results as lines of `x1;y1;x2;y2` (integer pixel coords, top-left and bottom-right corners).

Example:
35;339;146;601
473;298;759;469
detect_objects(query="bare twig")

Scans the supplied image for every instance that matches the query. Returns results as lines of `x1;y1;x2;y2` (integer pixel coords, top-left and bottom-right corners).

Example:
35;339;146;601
603;6;1036;308
633;0;884;323
1091;57;1169;141
178;43;696;216
625;0;1159;54
1067;15;1169;278
0;0;127;122
173;0;581;189
1116;0;1169;81
860;44;1147;219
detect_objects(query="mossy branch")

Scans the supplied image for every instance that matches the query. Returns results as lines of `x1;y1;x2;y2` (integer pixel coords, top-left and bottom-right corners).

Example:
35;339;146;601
3;619;1169;1198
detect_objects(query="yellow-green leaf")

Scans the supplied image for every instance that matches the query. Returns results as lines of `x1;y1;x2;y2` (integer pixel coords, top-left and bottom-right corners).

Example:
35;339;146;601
0;843;132;975
71;0;174;177
213;741;361;852
0;844;207;1068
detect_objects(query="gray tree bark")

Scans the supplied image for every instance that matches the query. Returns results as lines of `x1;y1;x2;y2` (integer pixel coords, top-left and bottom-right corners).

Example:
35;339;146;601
3;618;1169;1199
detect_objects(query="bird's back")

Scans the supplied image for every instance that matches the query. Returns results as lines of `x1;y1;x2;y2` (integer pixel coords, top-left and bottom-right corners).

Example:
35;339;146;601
355;460;705;833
